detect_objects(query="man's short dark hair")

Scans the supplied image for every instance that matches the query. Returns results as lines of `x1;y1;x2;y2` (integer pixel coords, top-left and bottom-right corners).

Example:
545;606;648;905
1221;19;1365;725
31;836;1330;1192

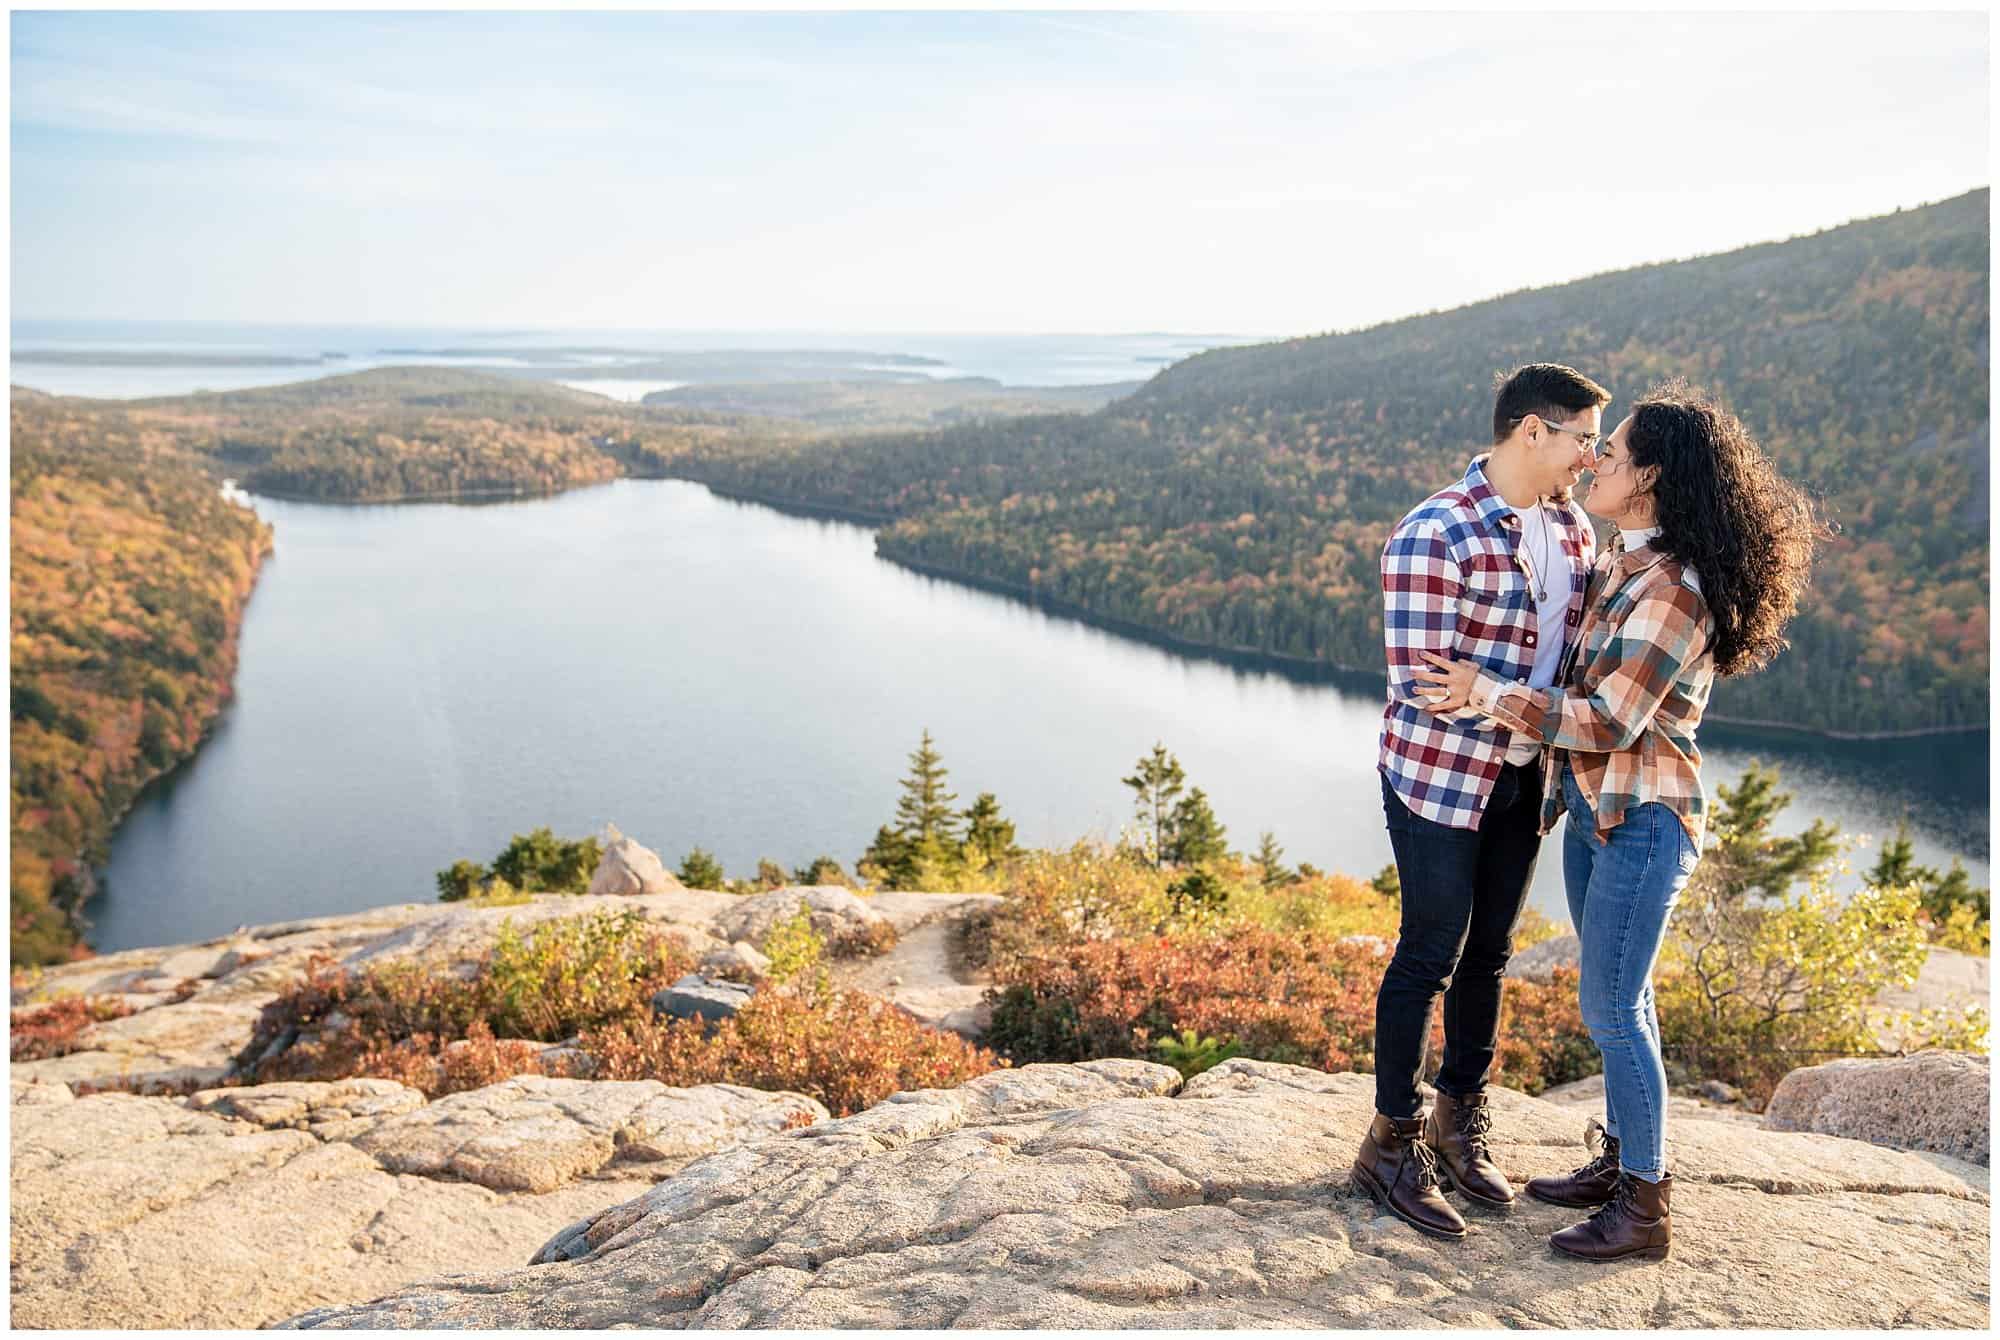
1492;363;1611;443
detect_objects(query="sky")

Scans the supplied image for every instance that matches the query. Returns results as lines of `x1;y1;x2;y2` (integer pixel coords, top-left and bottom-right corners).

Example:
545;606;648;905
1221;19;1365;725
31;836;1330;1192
9;6;1991;335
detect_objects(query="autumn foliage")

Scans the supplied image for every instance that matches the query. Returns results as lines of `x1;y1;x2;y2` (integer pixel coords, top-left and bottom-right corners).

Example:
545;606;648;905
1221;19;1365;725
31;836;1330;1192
581;984;1004;1116
11;399;273;965
9;994;138;1061
984;926;1595;1096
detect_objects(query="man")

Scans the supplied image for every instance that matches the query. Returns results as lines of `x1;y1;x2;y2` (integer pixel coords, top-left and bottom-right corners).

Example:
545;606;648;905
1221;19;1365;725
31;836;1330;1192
1352;363;1609;1240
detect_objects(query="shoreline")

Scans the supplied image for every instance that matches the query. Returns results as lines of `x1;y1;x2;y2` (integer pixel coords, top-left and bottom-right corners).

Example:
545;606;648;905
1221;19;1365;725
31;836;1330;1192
214;471;2000;744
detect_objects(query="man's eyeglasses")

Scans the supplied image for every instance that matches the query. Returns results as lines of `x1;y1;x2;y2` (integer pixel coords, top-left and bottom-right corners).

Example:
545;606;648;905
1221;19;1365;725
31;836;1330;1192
1512;414;1601;457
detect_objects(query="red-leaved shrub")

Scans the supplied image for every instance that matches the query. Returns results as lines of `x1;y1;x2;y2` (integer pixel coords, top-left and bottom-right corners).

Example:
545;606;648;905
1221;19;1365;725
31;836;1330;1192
580;984;1005;1115
987;927;1598;1095
11;994;136;1061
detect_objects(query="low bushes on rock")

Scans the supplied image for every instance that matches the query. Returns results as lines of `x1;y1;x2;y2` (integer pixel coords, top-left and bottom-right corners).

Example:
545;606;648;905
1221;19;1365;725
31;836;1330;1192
10;994;137;1061
580;982;1006;1115
236;909;694;1095
985;927;1596;1095
829;919;900;960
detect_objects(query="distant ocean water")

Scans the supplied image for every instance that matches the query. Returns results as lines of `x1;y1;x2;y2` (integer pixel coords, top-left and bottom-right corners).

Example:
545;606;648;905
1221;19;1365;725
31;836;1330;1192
9;320;1274;400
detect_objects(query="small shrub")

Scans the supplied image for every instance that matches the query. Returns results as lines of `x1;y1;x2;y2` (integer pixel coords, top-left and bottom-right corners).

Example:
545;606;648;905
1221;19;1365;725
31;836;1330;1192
1225;866;1400;941
761;907;828;988
11;994;136;1061
1154;1027;1241;1078
1930;903;1991;956
953;900;1003;974
755;858;789;890
1491;967;1599;1093
358;1019;566;1098
1511;903;1568;949
829;920;900;959
679;847;727;891
482;909;691;1040
1166;868;1230;924
580;985;1005;1116
436;859;487;902
981;840;1178;977
792;855;855;888
1657;865;1933;1104
491;827;602;894
461;877;532;907
1874;1004;1991;1056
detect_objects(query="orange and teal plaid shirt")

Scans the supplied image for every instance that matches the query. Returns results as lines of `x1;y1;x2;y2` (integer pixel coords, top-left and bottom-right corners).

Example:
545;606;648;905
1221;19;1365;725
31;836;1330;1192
1471;531;1717;849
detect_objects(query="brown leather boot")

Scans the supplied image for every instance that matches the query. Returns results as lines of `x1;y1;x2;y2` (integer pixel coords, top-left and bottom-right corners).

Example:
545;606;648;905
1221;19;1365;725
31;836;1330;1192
1526;1118;1622;1208
1351;1112;1468;1240
1548;1171;1672;1262
1424;1088;1514;1208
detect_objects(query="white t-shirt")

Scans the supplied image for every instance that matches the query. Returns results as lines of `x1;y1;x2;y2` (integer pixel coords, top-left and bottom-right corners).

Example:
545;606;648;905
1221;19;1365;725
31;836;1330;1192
1505;503;1572;765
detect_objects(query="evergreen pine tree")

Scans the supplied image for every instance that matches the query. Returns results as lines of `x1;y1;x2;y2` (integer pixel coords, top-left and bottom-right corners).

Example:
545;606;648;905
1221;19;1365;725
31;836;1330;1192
1861;819;1989;923
893;729;962;849
858;824;915;889
1865;820;1926;889
1166;786;1229;866
961;791;1022;866
1921;860;1991;923
678;846;727;891
1122;742;1186;868
1710;762;1841;898
1254;830;1294;887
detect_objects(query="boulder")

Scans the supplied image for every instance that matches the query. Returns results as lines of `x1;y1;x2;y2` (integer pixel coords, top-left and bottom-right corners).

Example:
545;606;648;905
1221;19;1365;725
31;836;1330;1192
10;1074;827;1329
11;1076;74;1106
348;1074;824;1193
700;940;772;982
587;832;682;898
1504;933;1581;983
277;1058;1987;1330
717;886;889;949
1763;1051;1990;1166
187;1077;427;1140
652;974;755;1030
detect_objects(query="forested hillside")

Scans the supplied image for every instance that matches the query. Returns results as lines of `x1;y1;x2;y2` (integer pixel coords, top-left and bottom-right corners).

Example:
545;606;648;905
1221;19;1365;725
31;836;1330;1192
114;368;812;503
10;399;273;964
658;191;1990;735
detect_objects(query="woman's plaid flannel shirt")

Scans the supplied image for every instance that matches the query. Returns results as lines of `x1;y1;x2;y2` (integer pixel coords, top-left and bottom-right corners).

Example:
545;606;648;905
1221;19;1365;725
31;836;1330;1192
1377;454;1594;829
1469;531;1718;849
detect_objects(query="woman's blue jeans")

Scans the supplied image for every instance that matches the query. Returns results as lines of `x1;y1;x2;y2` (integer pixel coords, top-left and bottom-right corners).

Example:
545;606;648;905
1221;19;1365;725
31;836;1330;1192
1560;760;1699;1182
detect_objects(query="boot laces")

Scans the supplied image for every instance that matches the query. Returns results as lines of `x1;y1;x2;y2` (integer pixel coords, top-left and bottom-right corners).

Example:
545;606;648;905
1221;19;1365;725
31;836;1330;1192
1406;1133;1445;1191
1584;1173;1640;1230
1454;1100;1494;1155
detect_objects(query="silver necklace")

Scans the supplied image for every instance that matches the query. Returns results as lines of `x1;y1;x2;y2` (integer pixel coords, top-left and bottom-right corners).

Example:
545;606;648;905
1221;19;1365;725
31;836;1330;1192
1528;502;1554;602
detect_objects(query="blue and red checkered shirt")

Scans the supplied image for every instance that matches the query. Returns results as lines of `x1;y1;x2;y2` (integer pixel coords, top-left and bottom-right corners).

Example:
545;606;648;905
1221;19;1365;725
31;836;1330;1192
1378;454;1595;829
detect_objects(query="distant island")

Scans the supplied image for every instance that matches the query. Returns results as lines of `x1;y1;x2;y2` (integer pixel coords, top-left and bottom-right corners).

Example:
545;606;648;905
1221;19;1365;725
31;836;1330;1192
13;351;334;367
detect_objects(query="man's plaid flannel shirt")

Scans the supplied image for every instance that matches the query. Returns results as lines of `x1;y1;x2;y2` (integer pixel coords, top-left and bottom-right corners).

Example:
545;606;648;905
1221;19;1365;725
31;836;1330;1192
1378;454;1594;829
1472;531;1718;849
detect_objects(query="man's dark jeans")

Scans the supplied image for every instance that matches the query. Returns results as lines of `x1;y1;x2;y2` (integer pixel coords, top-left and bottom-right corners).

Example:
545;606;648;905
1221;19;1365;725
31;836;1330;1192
1374;760;1544;1119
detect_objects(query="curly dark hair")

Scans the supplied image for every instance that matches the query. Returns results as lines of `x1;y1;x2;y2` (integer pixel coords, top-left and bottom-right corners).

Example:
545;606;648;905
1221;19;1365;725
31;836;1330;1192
1626;380;1827;677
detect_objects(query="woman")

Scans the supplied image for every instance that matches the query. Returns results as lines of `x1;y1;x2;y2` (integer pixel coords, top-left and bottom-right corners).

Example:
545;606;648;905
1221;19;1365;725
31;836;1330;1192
1411;380;1819;1262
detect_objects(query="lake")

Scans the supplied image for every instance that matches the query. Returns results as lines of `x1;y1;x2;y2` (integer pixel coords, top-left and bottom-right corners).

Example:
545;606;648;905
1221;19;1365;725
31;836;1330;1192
88;479;1990;952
